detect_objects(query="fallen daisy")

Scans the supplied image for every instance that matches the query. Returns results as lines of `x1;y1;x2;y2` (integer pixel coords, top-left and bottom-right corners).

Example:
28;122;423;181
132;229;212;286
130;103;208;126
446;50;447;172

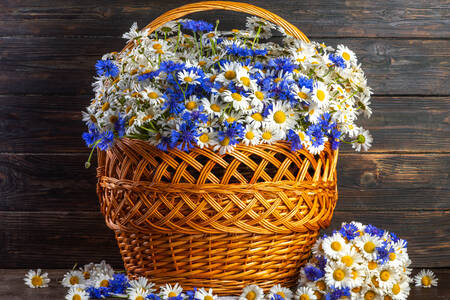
24;269;50;288
414;269;438;288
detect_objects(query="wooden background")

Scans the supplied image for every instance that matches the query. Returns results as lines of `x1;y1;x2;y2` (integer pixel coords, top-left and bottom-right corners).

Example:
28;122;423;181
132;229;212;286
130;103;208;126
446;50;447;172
0;0;449;269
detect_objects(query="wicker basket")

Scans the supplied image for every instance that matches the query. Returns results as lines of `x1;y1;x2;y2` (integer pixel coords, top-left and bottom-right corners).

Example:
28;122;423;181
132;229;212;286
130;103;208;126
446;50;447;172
96;1;339;295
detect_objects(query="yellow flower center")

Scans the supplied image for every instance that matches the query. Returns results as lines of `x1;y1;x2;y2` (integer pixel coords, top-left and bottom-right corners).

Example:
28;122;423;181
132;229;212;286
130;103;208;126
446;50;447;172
143;114;154;121
384;296;393;300
297;92;308;99
100;279;109;287
156;49;164;54
204;296;213;300
199;61;207;67
225;70;236;80
226;117;235;123
101;102;110;111
299;295;310;300
218;86;227;93
389;253;396;261
231;93;242;101
331;241;342;251
273;111;286;124
333;269;345;281
421;275;431;286
129;116;136;126
276;292;285;299
368;261;377;270
309;109;315;115
342;52;350;61
186;101;197;110
364;291;376;300
184;76;193;83
210;75;217;82
316;90;326;101
380;270;390;281
313;280;325;291
135;296;145;300
274;77;282;83
246;291;256;300
199;133;209;143
220;137;230;146
69;276;79;285
148;92;159;99
240;76;250;87
210;104;221;112
232;29;240;33
207;32;215;38
153;43;162;50
313;291;322;299
245;131;255;140
254;91;264;101
392;283;401;295
352;287;361;293
89;115;97;123
31;276;43;287
168;292;178;298
262;131;272;140
73;295;82;300
341;255;353;267
364;241;376;253
351;270;358;279
251;113;263;121
371;276;379;287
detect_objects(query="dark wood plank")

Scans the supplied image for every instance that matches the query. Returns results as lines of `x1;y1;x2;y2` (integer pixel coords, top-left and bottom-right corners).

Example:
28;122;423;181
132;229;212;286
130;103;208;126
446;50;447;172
0;153;448;211
0;269;449;299
1;95;448;153
1;37;448;96
1;0;449;38
0;211;448;268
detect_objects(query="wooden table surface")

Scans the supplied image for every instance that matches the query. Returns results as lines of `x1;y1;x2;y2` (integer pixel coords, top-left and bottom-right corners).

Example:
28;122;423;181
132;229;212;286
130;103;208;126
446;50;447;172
1;269;448;299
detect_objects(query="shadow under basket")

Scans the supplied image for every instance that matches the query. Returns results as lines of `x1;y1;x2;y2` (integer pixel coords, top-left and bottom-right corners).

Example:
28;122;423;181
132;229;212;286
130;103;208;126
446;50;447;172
96;138;338;295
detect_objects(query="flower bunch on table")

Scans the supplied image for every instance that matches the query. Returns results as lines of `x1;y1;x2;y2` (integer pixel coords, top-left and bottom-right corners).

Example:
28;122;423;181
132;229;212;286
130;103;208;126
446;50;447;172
82;17;372;165
297;222;412;300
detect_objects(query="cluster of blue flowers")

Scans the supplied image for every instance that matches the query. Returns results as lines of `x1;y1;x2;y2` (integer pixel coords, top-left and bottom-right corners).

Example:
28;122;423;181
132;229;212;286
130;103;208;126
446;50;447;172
86;274;129;298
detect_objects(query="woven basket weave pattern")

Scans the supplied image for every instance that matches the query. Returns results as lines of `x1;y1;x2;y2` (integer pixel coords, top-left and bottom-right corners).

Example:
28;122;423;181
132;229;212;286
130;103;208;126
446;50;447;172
95;1;339;294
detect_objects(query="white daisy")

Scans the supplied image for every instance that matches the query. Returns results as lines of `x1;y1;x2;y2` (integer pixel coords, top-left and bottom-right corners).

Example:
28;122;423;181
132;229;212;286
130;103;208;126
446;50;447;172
260;125;283;144
236;67;257;91
304;102;322;124
65;287;89;300
414;269;438;288
216;61;239;84
265;102;297;131
354;234;383;260
243;125;262;146
338;247;363;268
178;70;201;85
94;273;112;288
24;269;50;288
62;270;85;288
159;283;183;299
352;128;373;152
222;91;249;110
246;112;265;129
375;265;399;289
321;233;349;259
294;286;316;300
267;284;293;300
324;262;353;289
389;278;411;300
201;95;223;116
311;82;329;109
311;237;324;256
246;16;276;39
197;129;217;149
336;45;357;66
358;286;381;300
128;276;155;294
239;284;264;300
195;288;218;300
122;22;148;43
128;287;150;300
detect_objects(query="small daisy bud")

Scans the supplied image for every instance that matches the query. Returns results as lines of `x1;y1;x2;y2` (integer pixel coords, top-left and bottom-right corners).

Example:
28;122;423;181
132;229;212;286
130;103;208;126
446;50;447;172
85;161;91;169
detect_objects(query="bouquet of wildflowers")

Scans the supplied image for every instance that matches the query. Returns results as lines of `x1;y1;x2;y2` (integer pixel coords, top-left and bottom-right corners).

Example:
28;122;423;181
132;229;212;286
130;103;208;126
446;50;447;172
297;222;411;300
82;17;372;165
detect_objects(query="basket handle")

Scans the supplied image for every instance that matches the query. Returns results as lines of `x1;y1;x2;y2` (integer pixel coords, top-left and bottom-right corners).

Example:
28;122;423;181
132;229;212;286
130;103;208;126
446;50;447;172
123;1;309;51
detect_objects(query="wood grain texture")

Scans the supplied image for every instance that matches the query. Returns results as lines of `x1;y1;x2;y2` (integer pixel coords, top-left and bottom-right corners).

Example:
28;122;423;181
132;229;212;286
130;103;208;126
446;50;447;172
0;211;448;268
1;0;449;38
0;153;448;212
1;37;449;95
0;95;448;153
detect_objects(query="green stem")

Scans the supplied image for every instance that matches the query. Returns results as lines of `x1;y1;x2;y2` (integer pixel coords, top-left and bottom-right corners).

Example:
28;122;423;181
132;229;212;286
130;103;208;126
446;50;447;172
251;25;262;49
85;139;101;168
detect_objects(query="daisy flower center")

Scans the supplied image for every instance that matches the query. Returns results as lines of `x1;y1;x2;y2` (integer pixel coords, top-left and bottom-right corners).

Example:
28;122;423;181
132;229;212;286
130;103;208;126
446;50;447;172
156;49;164;54
90;115;97;123
199;61;207;67
199;133;209;143
73;295;82;300
384;296;393;300
364;291;376;300
225;70;236;80
371;276;380;287
129;116;136;126
69;276;79;285
273;111;286;124
210;104;221;112
274;77;282;83
168;292;178;297
152;43;162;50
31;276;43;287
226;116;236;123
342;52;350;61
352;287;361;293
246;291;256;300
251;113;263;121
220;137;230;146
100;279;109;287
262;131;272;140
254;91;264;101
315;280;326;291
240;76;250;87
186;101;197;110
245;131;255;140
83;271;90;279
148;92;159;99
364;241;376;253
333;269;345;281
297;92;308;99
316;90;326;101
392;283;401;295
351;270;359;279
184;76;193;83
231;93;242;101
421;275;431;286
204;296;213;300
368;261;377;270
341;255;353;267
299;295;309;300
331;241;342;251
102;102;110;111
143;114;154;121
276;292;285;299
380;270;390;281
389;252;396;261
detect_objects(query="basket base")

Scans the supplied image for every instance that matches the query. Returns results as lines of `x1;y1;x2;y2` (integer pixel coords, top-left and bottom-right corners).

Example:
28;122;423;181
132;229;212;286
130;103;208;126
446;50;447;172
115;230;319;295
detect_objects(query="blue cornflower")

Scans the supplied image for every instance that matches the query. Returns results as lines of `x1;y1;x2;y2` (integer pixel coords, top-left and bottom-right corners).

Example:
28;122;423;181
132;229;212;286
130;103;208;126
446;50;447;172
147;293;162;300
82;124;101;147
316;255;327;271
330;128;342;150
168;296;184;300
97;131;115;151
328;54;347;69
271;294;285;300
298;76;314;91
262;103;273;118
185;288;197;300
138;70;161;81
182;107;208;124
268;58;297;73
339;223;360;241
319;113;334;131
156;136;173;152
86;286;111;299
95;59;119;77
171;121;200;151
218;121;245;146
376;241;394;265
304;265;324;281
107;273;129;295
390;232;400;243
163;96;185;114
365;224;385;238
115;115;126;138
159;61;186;74
181;20;213;32
287;129;303;152
325;286;351;300
307;124;326;148
226;44;267;57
